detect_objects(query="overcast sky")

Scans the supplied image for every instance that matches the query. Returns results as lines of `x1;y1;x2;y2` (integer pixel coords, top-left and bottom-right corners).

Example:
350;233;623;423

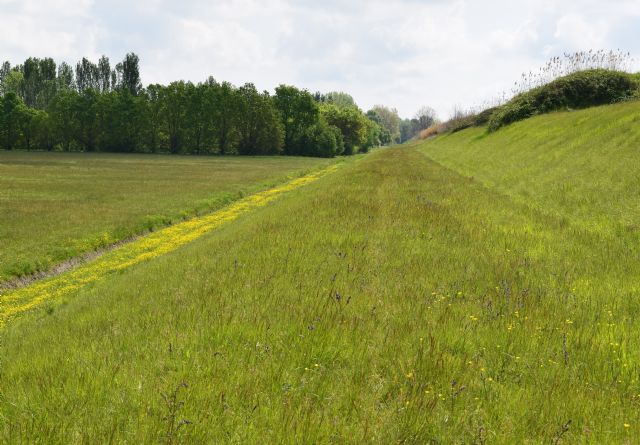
2;0;639;118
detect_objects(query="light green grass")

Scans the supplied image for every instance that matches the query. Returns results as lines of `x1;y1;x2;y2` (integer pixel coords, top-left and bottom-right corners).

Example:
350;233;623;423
1;130;639;442
0;152;333;282
420;100;640;235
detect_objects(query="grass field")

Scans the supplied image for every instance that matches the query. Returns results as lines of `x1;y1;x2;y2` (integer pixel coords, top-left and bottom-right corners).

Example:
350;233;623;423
2;97;640;442
0;152;333;283
421;100;640;234
0;165;338;329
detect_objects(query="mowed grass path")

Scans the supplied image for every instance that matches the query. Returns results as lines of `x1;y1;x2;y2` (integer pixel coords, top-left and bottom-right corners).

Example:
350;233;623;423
1;146;639;443
0;151;333;282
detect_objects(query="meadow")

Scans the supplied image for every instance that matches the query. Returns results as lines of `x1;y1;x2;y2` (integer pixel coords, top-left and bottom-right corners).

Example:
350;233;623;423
0;151;333;283
421;100;640;234
2;98;640;442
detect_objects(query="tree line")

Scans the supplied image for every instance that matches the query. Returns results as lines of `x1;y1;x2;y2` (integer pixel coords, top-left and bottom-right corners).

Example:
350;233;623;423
0;53;435;157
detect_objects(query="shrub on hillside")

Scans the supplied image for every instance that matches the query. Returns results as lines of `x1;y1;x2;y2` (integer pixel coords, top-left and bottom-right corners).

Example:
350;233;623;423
488;69;638;131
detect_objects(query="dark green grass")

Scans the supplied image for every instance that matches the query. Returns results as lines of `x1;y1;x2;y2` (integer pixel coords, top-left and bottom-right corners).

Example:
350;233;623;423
1;144;639;443
0;151;333;282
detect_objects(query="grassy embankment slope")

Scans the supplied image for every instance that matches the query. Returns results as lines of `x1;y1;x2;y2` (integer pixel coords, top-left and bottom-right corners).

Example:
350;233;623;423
1;101;640;442
422;100;640;233
0;152;333;283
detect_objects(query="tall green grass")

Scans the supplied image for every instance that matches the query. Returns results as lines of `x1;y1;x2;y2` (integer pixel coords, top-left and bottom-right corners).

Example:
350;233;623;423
2;133;640;442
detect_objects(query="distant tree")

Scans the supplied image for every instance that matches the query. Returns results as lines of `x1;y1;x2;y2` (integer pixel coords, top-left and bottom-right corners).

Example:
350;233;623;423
57;62;75;91
0;61;10;86
236;83;284;155
30;109;52;150
361;116;384;151
22;57;41;107
36;58;58;109
107;90;146;152
320;103;367;155
0;93;26;149
157;82;188;154
75;58;99;92
120;53;142;96
75;88;101;151
274;85;319;155
324;91;356;108
97;56;112;93
368;105;401;143
16;106;43;150
297;119;343;158
142;84;166;152
0;70;24;98
47;89;81;151
415;106;437;130
366;109;391;145
399;119;416;143
0;51;380;158
183;82;212;154
212;81;239;155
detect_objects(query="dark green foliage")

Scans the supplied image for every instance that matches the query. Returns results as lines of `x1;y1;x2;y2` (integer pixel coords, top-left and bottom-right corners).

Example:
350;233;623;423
0;52;387;157
97;56;112;93
120;53;142;96
367;106;400;143
488;70;639;131
274;85;319;155
296;119;343;158
57;62;74;91
237;83;284;155
22;57;57;108
320;104;366;155
47;89;81;151
366;109;392;145
471;107;498;126
0;93;26;149
212;81;239;155
159;81;188;154
75;57;100;93
274;84;384;157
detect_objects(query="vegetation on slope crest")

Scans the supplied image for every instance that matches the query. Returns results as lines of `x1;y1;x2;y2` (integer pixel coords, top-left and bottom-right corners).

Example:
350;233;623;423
420;51;640;137
420;99;640;236
487;69;640;131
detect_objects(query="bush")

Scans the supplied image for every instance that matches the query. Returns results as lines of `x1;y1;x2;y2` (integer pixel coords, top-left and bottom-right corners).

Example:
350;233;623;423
296;121;343;158
488;70;639;131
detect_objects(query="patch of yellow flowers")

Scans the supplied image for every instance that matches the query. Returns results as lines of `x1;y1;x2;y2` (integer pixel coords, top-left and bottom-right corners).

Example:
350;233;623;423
0;165;338;329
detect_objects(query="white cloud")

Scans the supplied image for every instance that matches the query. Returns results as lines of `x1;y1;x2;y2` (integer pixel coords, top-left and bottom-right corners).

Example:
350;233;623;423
0;0;100;60
0;0;638;118
554;13;609;49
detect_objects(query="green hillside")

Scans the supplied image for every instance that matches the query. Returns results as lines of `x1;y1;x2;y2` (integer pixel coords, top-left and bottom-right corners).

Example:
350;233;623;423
421;100;640;234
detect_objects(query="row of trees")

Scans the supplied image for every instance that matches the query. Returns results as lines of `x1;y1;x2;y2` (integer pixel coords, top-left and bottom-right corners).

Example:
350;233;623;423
0;53;420;157
365;105;438;144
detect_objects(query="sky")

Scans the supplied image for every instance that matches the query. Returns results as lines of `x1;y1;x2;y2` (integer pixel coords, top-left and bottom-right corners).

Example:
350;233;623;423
1;0;639;118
